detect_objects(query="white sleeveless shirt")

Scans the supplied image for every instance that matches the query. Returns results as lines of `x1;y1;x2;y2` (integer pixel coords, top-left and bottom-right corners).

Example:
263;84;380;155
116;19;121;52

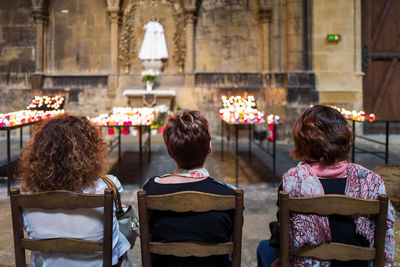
23;175;131;266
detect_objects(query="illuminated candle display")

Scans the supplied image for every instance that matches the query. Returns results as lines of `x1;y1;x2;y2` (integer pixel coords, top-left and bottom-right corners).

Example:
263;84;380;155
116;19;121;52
219;96;280;124
0;109;65;127
328;105;376;122
26;96;65;111
90;107;157;126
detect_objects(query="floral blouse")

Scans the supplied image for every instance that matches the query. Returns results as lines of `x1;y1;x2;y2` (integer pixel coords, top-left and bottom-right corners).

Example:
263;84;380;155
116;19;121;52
282;162;395;266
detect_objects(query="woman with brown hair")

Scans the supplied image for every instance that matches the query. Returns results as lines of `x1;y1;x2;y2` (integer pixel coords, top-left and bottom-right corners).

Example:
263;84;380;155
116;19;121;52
143;109;236;267
18;114;131;266
257;105;395;267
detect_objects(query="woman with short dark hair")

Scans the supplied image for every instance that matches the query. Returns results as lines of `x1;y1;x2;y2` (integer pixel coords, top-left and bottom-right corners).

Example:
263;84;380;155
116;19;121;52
257;105;395;267
162;109;211;171
18;114;132;266
143;109;236;267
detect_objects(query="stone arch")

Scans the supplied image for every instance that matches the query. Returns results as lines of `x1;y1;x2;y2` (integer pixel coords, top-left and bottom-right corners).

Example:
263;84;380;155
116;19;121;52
119;0;186;73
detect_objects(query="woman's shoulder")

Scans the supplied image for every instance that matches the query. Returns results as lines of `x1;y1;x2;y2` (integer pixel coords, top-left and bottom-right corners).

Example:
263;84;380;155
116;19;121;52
143;176;235;195
207;178;236;192
83;175;123;194
348;163;382;180
282;162;315;180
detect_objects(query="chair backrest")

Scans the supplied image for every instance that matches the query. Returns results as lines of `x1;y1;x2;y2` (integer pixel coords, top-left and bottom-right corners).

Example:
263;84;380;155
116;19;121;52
137;189;244;267
10;187;114;267
278;190;388;267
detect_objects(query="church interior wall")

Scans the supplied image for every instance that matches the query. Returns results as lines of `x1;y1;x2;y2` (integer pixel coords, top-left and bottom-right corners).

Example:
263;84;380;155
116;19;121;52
0;0;35;102
0;0;353;139
46;0;111;75
312;0;363;110
195;0;261;72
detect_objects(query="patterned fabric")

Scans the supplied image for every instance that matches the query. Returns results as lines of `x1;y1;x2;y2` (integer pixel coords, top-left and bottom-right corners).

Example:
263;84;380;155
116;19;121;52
282;162;395;266
174;167;210;179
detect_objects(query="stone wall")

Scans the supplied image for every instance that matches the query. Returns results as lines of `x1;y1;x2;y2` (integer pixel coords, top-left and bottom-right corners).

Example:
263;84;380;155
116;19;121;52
193;72;317;138
195;0;261;72
0;0;321;140
47;0;110;74
312;0;363;110
0;0;35;94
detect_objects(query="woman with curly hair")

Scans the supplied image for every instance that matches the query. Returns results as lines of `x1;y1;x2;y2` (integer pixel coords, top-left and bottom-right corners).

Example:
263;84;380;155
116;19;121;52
18;114;131;266
257;105;395;267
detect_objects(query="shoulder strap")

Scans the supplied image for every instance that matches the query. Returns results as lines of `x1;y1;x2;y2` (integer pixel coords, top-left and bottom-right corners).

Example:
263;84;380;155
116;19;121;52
101;176;123;216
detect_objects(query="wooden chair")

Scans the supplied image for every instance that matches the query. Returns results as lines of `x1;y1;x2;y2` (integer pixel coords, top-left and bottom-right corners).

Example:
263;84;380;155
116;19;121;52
10;187;114;267
279;190;388;267
137;189;244;267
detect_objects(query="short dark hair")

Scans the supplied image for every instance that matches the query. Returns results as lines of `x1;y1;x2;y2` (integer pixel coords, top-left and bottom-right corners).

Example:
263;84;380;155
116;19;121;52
163;109;211;170
291;105;353;165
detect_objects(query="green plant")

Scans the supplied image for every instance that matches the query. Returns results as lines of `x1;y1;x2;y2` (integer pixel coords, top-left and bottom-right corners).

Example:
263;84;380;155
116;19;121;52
141;70;158;83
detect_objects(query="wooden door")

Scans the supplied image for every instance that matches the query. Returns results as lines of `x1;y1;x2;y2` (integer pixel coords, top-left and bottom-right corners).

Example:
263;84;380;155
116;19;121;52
362;0;400;121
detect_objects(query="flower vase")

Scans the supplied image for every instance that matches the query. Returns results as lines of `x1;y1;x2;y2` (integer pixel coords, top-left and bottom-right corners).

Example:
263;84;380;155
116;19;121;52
146;81;153;91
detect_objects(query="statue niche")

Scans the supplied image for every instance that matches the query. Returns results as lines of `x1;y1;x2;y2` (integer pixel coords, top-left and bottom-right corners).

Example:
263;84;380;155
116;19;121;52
119;0;186;74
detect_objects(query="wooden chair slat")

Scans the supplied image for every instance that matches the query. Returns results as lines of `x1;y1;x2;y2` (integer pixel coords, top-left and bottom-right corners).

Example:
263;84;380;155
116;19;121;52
16;190;105;209
21;238;103;254
10;187;114;267
146;191;236;212
288;195;380;216
17;190;104;210
279;191;388;267
290;243;376;261
149;241;234;257
138;189;244;267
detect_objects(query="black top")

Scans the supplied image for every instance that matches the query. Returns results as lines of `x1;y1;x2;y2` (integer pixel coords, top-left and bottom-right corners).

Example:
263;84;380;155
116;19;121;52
319;178;369;267
143;177;235;267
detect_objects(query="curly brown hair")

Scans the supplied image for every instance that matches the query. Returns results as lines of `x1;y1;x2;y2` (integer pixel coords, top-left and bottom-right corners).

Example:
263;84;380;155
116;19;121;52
18;114;109;192
163;110;211;170
291;105;353;165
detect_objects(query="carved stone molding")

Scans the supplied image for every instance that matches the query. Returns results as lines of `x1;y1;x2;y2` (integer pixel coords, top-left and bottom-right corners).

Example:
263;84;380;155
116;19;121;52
172;1;186;72
107;9;121;23
106;0;122;24
119;0;186;73
31;0;50;22
184;11;195;24
119;1;137;73
106;0;121;9
259;8;272;23
32;8;49;23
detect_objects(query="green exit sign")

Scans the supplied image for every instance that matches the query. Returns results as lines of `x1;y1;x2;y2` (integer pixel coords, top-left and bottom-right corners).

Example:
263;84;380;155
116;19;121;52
327;34;341;42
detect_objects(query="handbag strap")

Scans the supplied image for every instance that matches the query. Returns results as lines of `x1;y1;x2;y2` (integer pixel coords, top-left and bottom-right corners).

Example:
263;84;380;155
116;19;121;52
101;176;123;216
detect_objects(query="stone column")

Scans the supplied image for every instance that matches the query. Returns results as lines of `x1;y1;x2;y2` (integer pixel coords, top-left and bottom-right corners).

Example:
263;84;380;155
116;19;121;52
259;8;272;71
31;8;48;91
271;0;281;72
108;8;120;74
285;0;304;70
184;9;196;88
184;10;195;73
106;6;121;97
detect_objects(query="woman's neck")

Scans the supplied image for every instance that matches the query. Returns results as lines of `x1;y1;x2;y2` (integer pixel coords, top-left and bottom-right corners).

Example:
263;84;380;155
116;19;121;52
155;167;209;184
309;161;349;178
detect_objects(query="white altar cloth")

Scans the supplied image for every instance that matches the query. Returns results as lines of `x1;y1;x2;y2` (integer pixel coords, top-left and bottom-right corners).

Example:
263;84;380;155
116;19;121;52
123;89;176;97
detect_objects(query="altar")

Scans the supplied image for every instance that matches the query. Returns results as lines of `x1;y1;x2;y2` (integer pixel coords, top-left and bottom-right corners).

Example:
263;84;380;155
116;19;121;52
123;89;176;109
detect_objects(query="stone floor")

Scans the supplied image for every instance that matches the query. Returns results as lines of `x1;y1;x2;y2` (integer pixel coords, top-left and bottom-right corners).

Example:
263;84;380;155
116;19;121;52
0;133;399;266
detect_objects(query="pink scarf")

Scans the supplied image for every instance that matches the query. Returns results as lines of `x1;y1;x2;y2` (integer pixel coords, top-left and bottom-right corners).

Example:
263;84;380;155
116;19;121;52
309;161;349;178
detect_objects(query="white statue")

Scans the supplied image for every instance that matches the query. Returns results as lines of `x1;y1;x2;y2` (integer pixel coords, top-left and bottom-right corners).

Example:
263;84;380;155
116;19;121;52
139;19;168;91
139;20;168;61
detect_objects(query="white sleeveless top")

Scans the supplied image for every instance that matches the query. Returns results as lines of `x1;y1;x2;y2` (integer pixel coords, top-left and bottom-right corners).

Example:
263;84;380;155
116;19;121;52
22;175;131;267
